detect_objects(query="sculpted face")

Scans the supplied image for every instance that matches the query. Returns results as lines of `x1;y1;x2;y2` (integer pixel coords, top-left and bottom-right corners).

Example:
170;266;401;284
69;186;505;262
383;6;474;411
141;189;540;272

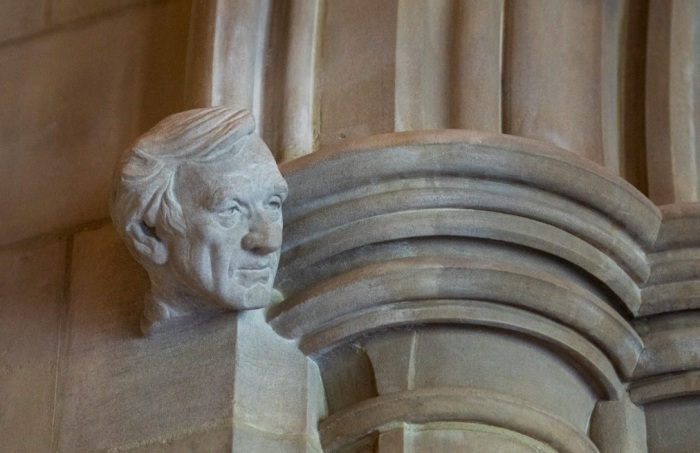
163;135;288;311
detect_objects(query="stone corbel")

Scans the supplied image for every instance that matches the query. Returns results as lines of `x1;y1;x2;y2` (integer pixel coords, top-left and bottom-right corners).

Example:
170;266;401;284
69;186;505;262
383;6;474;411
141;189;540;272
271;130;661;452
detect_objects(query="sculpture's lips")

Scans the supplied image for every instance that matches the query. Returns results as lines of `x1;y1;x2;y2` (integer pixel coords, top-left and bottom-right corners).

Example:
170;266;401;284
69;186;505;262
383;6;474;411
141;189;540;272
233;267;271;286
239;263;270;270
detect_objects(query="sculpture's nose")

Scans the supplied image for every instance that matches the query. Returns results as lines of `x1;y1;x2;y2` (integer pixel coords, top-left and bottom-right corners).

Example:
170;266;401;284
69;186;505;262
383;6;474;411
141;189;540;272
241;211;281;255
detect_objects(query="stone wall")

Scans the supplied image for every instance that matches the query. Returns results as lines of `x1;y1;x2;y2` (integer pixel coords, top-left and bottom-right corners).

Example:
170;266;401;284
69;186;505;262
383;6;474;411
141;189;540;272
0;1;197;450
0;222;323;452
0;0;191;246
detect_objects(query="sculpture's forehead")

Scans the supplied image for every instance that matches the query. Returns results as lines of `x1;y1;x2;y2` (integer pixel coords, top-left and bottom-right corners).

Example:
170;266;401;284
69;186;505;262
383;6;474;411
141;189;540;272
176;139;287;203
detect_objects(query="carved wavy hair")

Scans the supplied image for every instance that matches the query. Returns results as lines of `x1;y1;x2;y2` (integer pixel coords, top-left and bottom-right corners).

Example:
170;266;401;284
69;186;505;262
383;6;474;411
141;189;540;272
110;107;256;266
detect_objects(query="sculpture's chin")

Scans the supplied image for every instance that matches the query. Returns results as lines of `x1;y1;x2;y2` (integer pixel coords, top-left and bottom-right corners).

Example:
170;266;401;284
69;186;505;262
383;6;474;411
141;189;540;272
219;283;275;311
236;283;274;310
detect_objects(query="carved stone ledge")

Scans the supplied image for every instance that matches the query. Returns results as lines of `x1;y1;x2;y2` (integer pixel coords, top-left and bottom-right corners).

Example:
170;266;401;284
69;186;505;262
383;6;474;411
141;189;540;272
272;130;658;451
640;203;700;316
271;256;642;380
630;370;700;405
628;202;700;450
278;130;661;314
298;299;624;400
318;387;598;453
633;311;700;379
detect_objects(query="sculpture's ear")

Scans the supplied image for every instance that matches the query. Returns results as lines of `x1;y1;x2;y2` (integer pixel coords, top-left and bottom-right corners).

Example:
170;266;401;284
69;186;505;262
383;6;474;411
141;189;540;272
126;220;168;265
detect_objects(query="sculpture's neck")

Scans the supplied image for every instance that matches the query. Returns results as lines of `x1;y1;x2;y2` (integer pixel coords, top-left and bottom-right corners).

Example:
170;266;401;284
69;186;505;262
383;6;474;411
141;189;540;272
140;282;219;336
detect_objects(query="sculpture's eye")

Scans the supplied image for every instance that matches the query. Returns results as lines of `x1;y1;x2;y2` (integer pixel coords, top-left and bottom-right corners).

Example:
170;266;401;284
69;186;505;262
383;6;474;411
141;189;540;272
267;195;282;210
218;203;242;217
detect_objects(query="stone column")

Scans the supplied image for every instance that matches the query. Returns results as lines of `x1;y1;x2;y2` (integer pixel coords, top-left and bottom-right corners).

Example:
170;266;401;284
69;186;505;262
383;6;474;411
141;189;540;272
271;130;660;452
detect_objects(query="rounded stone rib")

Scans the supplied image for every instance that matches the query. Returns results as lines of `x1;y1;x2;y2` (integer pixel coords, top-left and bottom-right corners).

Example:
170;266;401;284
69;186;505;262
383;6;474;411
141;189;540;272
647;249;700;284
653;203;700;251
318;387;599;453
300;299;623;400
640;204;700;315
633;311;700;379
280;130;661;248
630;370;700;404
280;208;640;313
282;180;648;285
269;256;643;380
642;281;700;316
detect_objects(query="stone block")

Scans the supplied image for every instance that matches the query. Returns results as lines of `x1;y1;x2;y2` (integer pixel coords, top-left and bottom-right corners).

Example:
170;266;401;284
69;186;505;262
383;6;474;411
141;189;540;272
232;424;318;453
364;330;414;395
0;238;67;452
0;239;66;367
233;309;316;434
0;0;45;43
56;225;236;451
116;422;232;452
590;398;647;453
0;365;60;453
0;0;190;246
316;342;378;415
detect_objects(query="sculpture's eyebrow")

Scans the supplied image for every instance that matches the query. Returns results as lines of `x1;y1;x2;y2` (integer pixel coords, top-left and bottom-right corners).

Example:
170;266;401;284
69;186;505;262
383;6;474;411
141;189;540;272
206;187;241;209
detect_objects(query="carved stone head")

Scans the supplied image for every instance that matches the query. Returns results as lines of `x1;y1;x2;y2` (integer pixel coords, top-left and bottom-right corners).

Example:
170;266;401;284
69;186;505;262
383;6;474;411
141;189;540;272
111;108;288;335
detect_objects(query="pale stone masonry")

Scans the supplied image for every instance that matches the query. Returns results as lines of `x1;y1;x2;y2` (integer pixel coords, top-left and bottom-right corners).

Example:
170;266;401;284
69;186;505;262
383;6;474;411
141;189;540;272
0;0;191;245
3;1;700;452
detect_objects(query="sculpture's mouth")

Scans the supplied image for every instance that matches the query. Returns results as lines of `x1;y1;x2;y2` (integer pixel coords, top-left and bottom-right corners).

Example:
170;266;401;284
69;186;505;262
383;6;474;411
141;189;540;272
233;267;271;287
240;262;270;270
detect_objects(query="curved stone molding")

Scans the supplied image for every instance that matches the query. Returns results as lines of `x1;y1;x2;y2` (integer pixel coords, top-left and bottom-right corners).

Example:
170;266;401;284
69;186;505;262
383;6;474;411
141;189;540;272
280;131;660;250
270;130;660;451
299;299;623;401
628;202;700;449
630;370;700;405
280;209;640;312
270;256;642;380
318;387;599;453
283;181;646;283
379;422;560;453
633;311;700;379
640;203;700;316
278;131;661;320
